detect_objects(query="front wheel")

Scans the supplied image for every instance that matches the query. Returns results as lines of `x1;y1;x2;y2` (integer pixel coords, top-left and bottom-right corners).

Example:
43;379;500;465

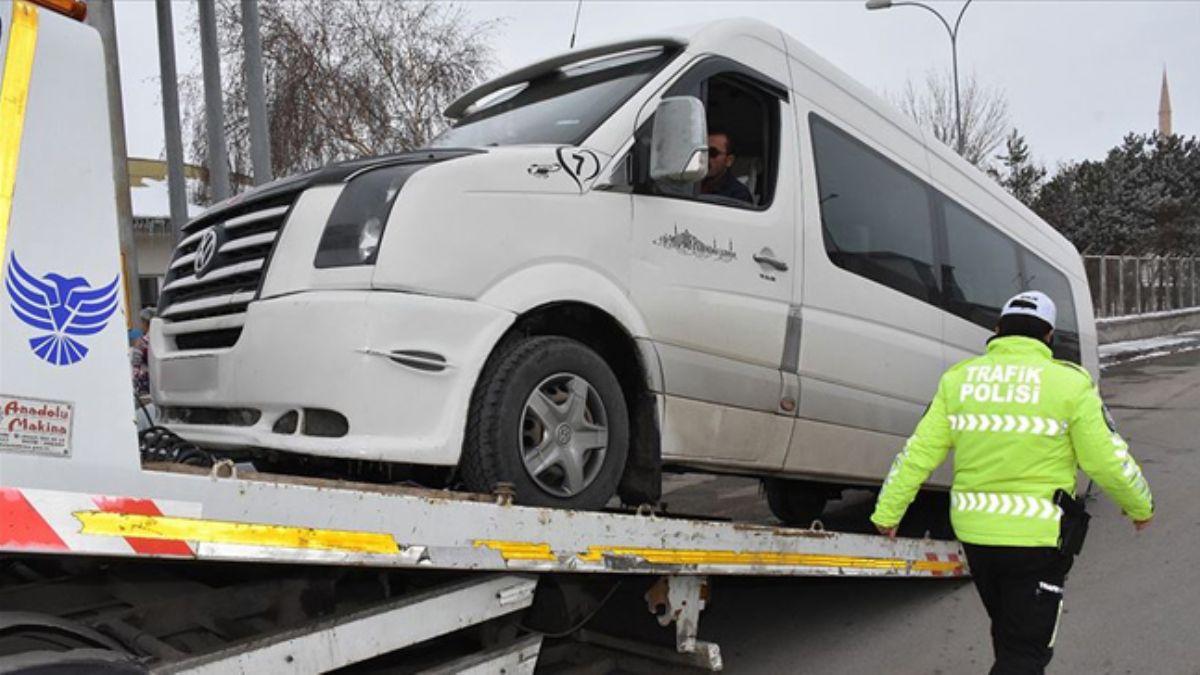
461;336;629;510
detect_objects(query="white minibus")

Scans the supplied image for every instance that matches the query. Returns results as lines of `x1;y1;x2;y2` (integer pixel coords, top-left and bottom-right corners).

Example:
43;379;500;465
151;19;1094;521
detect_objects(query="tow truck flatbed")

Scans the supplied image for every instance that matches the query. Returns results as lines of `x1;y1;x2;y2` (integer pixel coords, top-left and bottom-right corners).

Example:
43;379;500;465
3;447;964;672
5;459;965;578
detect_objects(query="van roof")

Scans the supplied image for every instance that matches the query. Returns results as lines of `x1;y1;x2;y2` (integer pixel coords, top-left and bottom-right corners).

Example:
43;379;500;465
446;18;917;141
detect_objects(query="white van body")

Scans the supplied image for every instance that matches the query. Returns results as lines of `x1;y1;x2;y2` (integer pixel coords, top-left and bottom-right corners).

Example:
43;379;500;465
150;19;1095;514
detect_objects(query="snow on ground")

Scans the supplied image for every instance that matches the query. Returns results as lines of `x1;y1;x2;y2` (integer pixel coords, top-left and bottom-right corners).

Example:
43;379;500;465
1098;306;1200;326
1099;330;1200;369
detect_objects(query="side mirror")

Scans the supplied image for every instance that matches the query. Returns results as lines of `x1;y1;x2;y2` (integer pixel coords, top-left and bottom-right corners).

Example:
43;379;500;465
649;96;708;184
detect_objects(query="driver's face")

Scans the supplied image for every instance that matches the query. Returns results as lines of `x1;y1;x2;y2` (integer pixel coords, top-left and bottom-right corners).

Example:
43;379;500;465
707;133;733;179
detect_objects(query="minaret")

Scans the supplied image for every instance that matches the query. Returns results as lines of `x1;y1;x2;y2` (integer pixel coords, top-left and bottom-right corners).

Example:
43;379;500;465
1158;68;1173;137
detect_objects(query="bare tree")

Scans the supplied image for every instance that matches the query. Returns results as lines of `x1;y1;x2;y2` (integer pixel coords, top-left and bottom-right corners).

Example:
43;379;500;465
184;0;496;201
895;69;1009;169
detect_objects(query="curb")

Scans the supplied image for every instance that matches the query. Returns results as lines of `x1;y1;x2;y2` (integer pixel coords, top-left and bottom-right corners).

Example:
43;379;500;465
1099;332;1200;369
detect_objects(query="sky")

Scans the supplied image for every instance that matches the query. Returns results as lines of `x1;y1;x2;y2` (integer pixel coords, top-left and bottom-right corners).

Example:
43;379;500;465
112;1;1200;171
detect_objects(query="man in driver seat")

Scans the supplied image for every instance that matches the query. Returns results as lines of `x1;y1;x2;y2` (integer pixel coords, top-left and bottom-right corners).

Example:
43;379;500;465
701;131;753;203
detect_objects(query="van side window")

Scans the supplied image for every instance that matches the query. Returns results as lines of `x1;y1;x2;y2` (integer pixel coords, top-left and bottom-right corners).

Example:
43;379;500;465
697;75;778;207
1022;253;1081;363
941;199;1023;329
808;116;1084;365
636;58;784;209
809;115;939;304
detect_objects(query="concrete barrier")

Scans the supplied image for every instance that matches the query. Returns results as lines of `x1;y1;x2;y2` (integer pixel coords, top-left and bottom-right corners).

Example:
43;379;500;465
1097;307;1200;344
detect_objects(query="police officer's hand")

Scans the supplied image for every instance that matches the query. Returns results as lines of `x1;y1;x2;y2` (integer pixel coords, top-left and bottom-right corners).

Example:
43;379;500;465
1133;517;1152;532
875;524;897;539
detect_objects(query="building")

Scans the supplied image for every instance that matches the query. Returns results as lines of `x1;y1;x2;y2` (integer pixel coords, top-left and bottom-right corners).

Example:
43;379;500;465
128;158;252;310
128;157;203;310
1158;68;1172;137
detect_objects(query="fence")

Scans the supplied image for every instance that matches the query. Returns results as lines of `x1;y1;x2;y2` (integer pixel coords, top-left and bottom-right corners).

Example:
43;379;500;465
1083;255;1200;319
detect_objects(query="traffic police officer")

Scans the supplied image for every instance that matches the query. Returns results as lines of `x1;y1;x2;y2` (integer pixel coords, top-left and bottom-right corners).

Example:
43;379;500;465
871;291;1154;674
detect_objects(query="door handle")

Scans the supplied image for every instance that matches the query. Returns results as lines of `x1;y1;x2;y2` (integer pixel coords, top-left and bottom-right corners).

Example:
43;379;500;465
753;250;789;272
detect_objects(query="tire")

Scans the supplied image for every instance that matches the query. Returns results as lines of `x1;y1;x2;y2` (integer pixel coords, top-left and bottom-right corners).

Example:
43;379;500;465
462;336;629;510
764;478;829;527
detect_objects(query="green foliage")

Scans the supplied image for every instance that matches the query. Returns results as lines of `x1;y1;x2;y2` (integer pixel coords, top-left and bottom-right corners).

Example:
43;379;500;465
1031;133;1200;255
989;129;1045;208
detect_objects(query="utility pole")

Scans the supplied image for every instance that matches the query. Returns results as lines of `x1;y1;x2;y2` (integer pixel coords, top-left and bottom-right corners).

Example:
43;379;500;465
86;0;141;319
198;0;231;201
155;0;189;240
241;0;273;185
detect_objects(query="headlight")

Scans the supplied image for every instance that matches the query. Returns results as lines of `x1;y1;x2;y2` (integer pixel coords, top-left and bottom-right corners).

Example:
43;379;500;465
314;165;412;268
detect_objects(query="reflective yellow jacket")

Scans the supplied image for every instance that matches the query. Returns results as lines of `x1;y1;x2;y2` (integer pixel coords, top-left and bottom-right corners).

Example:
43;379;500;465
871;336;1154;547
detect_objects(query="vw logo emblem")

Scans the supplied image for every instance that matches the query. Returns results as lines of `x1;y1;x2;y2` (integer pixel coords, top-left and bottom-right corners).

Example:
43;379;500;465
555;424;573;446
194;228;219;277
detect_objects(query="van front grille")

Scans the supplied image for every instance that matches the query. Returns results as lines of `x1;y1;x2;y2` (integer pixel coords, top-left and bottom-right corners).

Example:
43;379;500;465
157;195;298;351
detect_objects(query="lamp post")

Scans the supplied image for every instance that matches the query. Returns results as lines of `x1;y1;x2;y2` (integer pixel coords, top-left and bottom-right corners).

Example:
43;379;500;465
866;0;974;156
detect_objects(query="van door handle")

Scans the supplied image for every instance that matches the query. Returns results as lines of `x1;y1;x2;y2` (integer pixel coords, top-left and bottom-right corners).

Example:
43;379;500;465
753;250;789;272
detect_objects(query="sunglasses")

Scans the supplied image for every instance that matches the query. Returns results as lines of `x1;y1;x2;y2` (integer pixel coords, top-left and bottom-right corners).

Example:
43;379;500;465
707;146;728;157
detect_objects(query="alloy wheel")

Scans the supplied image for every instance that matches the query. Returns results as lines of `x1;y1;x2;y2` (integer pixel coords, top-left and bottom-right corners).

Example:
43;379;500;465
519;372;610;497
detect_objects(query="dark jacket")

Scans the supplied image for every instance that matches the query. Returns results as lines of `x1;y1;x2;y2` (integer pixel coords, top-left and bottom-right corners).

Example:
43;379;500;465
702;170;753;204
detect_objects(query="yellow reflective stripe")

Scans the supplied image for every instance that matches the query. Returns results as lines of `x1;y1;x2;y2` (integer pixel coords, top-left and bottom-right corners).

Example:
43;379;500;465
580;546;903;570
913;558;963;574
475;540;963;574
76;512;401;555
474;540;557;562
0;0;38;255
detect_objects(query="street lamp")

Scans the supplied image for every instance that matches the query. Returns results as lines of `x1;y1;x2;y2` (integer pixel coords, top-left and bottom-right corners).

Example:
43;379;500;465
866;0;975;156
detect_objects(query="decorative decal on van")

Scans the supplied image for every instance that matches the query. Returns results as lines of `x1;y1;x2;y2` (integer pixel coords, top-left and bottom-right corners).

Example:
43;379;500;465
555;147;601;189
4;253;120;366
652;225;737;263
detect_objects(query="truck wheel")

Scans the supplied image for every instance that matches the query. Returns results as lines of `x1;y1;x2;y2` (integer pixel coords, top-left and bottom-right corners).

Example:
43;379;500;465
764;478;829;527
462;336;629;510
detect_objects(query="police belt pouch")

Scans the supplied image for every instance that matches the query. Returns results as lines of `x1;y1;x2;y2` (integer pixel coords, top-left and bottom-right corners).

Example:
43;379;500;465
1054;489;1090;556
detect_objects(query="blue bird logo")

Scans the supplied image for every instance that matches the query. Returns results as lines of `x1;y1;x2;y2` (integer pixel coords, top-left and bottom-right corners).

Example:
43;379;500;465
5;253;120;366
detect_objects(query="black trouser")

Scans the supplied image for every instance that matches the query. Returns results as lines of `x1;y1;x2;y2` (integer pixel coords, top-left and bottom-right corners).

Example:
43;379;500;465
961;543;1075;675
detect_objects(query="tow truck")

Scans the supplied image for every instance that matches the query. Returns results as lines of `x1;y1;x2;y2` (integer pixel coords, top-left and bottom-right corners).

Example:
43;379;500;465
0;1;966;671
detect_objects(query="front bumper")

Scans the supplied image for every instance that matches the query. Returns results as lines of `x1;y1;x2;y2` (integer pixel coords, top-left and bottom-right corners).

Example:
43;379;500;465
150;291;514;464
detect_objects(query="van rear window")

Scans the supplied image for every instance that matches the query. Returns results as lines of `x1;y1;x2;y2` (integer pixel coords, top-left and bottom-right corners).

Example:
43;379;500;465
941;197;1081;363
942;199;1024;329
1022;252;1081;363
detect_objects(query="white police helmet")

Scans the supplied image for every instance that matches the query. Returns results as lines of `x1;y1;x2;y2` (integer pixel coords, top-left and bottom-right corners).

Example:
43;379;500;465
1000;291;1056;329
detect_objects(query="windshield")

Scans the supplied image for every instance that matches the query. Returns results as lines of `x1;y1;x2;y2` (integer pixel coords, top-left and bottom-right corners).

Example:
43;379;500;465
431;48;677;148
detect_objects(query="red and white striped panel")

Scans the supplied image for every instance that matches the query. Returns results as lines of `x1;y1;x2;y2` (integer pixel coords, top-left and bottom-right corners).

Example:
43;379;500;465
0;487;200;558
925;551;967;577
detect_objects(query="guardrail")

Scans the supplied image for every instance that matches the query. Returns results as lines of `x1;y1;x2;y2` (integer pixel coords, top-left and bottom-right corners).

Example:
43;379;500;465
1083;255;1199;319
